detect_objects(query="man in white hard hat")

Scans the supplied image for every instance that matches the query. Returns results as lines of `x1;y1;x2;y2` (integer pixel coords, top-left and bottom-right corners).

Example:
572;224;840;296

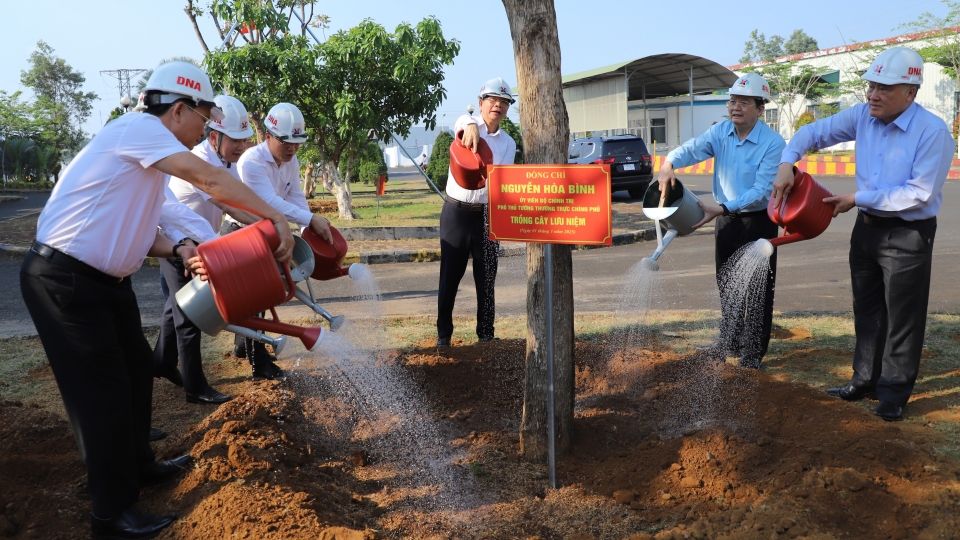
19;61;295;539
155;94;264;405
226;101;333;378
436;77;517;347
773;46;954;421
657;72;786;369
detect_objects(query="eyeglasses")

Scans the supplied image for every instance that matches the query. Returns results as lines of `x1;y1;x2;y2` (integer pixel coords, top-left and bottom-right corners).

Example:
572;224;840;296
726;99;756;109
483;96;512;107
187;105;225;123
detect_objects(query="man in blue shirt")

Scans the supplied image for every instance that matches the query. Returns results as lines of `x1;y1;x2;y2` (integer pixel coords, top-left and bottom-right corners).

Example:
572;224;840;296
658;72;786;369
773;47;954;421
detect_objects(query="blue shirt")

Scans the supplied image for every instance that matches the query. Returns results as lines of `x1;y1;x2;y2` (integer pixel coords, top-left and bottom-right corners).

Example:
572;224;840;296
666;120;786;213
781;102;954;220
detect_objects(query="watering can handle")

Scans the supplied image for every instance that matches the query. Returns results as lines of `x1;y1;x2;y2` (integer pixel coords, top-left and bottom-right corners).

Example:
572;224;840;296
280;263;296;304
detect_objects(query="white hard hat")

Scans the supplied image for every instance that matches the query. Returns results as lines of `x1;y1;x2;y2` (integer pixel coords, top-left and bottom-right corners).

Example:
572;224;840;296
265;103;307;143
210;95;254;139
478;77;516;104
729;73;771;103
140;61;224;120
862;46;924;85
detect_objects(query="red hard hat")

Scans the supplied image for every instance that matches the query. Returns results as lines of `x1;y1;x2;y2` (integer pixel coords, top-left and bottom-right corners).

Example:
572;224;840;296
449;131;494;190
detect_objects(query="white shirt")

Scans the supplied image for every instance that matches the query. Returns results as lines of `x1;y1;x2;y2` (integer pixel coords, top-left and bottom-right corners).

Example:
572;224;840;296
230;142;312;228
168;140;241;230
445;115;517;204
158;185;219;244
36;113;189;277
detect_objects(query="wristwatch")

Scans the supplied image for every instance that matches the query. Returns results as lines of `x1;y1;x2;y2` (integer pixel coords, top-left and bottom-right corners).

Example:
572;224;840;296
720;204;730;215
172;241;187;259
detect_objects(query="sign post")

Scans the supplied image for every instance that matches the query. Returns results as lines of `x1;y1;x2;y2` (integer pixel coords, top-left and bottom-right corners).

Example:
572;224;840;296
487;164;611;488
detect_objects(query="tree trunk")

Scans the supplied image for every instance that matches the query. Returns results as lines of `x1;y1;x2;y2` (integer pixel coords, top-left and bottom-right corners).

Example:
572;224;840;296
502;0;575;462
320;162;358;219
302;162;316;199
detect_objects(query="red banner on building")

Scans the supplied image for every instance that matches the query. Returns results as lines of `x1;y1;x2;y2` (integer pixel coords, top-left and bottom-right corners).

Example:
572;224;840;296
487;165;612;245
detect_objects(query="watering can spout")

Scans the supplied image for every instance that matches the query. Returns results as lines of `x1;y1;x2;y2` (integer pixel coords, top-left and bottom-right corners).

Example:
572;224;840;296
651;229;679;261
769;232;806;248
292;289;346;331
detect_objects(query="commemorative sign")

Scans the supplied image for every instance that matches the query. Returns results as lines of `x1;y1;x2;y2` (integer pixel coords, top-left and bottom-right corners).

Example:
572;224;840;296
487;165;612;245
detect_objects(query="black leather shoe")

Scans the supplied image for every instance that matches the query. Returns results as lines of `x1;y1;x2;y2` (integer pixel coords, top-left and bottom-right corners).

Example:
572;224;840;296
478;336;500;343
140;455;192;487
875;401;904;422
155;367;183;387
148;428;167;442
252;361;286;380
825;384;877;401
92;506;176;540
186;388;232;405
436;337;451;348
738;358;762;369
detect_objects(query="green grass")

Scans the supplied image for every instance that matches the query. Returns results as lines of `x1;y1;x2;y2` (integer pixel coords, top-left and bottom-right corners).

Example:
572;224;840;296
321;189;444;227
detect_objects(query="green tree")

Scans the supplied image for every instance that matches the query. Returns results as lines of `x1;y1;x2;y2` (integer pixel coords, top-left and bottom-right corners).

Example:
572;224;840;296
741;29;818;63
751;61;836;136
426;130;454;192
784;30;819;55
19;41;97;166
901;1;960;89
338;141;387;184
499;117;524;164
201;1;460;219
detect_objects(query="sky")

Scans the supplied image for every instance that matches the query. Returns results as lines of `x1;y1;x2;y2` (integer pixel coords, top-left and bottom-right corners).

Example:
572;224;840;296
2;0;949;137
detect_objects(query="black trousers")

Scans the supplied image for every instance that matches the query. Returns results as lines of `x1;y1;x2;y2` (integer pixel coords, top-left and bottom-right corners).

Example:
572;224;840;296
849;213;936;407
20;250;155;518
437;200;498;340
219;220;272;366
715;212;779;367
154;257;210;394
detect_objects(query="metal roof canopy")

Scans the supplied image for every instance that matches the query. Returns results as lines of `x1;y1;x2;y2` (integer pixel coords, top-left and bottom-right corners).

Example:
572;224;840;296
562;53;738;99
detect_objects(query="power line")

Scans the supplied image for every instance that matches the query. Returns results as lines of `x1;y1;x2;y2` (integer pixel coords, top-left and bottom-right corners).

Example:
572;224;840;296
99;69;147;110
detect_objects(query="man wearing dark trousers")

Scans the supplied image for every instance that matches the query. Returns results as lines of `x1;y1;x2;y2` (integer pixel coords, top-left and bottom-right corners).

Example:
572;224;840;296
774;46;954;421
437;77;517;347
156;94;261;404
658;73;785;368
19;62;295;540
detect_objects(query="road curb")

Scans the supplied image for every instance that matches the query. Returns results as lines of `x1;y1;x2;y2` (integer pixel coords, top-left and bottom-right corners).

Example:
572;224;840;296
0;226;657;265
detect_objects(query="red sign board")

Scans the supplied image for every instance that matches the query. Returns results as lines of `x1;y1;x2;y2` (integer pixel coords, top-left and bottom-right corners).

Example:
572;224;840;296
487;165;612;245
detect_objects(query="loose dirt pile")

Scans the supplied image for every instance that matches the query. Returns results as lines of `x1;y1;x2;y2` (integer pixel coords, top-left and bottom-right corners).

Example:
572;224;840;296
2;337;959;539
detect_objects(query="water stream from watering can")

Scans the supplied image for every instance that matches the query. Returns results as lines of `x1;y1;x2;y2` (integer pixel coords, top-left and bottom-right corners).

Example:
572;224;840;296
295;263;484;513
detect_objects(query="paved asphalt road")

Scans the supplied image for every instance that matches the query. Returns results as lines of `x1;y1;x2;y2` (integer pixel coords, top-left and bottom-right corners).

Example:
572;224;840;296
0;192;50;221
3;175;960;338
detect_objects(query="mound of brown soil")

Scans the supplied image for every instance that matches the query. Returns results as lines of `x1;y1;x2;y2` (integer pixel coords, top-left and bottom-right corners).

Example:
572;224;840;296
2;339;959;539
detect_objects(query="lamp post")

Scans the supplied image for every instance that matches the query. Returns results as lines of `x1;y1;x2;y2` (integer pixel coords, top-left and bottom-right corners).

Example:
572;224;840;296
467;104;475;115
441;114;446;133
120;95;132;112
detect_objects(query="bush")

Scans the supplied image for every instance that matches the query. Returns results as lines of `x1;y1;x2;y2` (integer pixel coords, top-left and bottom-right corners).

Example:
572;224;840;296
339;141;387;184
794;111;815;132
427;130;454;192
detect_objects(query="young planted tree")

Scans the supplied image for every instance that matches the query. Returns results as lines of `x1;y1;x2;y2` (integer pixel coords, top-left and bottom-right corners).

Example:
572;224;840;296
501;0;575;462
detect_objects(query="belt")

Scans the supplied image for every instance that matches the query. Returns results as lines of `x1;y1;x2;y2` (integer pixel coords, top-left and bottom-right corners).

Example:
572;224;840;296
30;241;125;284
859;209;931;228
445;196;486;212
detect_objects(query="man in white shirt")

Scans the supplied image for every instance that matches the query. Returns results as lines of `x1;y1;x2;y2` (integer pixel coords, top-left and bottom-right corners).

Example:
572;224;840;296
226;101;332;378
19;62;294;540
436;78;517;347
155;95;262;403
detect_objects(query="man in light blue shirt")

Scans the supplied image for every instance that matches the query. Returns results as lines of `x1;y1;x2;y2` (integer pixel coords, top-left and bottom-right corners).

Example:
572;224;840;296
658;73;786;369
773;46;954;421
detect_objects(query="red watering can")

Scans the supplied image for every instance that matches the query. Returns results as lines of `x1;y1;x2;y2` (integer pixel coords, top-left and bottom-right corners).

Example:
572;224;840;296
191;219;326;350
302;225;351;281
448;130;494;190
767;167;835;248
